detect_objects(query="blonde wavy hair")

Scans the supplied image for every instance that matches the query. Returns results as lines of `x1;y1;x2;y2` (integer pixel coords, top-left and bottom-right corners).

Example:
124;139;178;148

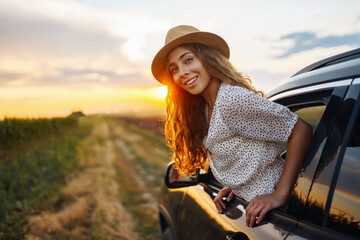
162;43;264;176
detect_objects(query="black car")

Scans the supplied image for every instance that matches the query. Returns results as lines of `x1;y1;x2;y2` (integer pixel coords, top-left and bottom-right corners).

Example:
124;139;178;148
158;48;360;240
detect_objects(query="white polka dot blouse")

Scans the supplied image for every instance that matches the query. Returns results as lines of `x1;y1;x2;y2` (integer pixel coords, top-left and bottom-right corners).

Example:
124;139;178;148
203;83;298;202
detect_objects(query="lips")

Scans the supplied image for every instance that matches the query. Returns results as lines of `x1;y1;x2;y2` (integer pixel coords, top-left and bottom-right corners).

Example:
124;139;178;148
184;76;197;86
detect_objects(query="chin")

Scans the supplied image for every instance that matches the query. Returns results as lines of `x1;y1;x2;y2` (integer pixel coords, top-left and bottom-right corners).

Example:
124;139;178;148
188;89;202;96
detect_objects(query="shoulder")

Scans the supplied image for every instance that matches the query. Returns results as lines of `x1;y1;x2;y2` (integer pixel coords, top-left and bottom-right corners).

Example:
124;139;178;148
218;83;262;105
219;83;245;98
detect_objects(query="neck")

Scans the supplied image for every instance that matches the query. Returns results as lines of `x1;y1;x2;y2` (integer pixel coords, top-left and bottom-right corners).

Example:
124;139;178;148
201;78;220;108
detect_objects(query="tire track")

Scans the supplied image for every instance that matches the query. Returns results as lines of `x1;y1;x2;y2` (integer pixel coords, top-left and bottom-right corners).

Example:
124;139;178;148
109;119;170;240
25;121;139;240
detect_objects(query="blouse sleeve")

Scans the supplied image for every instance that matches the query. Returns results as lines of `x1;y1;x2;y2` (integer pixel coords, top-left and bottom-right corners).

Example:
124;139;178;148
219;85;298;142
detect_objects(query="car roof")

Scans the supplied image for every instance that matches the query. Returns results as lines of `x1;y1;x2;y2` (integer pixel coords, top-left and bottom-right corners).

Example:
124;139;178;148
267;48;360;99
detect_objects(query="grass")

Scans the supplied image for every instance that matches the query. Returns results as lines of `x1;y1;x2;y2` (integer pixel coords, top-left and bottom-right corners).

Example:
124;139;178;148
117;119;170;186
110;119;170;240
0;115;171;240
0;122;92;240
0;117;78;156
22;116;141;240
114;159;162;240
116;118;167;147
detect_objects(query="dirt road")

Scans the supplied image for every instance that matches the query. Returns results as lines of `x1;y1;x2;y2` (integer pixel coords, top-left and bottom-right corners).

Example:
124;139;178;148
25;117;170;240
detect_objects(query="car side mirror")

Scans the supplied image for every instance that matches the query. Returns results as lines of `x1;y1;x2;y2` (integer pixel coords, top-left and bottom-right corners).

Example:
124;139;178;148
164;162;200;189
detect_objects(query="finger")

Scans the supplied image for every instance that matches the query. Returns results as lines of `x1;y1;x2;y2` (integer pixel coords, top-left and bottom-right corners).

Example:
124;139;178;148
215;191;228;209
245;200;257;218
215;196;226;209
246;196;259;209
256;205;271;224
222;187;232;195
246;204;264;227
245;204;257;226
215;191;224;201
219;200;226;209
245;201;260;226
215;202;222;213
249;205;263;227
214;197;225;213
245;201;254;212
227;191;235;202
214;192;224;203
216;202;225;213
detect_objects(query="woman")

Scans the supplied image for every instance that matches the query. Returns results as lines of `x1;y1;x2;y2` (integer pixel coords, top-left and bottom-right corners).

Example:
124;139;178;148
151;25;313;227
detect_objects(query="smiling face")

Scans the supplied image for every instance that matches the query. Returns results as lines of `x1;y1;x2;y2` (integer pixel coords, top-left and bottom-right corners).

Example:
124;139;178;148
166;46;216;96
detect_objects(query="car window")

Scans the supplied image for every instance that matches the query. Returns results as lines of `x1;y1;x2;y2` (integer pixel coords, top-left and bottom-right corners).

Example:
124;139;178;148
284;86;349;219
277;105;326;155
327;103;360;238
284;105;326;215
300;84;358;226
294;106;325;132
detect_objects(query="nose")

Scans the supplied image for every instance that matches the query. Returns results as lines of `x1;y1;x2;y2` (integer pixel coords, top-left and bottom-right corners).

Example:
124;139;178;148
178;65;189;78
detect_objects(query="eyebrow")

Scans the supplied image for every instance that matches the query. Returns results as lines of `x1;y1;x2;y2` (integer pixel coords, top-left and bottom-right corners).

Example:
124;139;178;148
168;52;192;68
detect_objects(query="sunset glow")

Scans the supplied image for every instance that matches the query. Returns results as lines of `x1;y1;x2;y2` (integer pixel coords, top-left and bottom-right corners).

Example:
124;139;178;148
0;0;359;118
155;86;168;100
0;86;167;119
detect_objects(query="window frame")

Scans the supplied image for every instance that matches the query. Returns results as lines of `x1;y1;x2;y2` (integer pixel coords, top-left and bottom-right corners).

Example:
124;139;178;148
287;80;360;240
271;83;350;222
323;80;360;236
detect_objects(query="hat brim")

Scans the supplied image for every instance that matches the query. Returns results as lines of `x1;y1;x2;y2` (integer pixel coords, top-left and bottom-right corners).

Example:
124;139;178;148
151;31;230;83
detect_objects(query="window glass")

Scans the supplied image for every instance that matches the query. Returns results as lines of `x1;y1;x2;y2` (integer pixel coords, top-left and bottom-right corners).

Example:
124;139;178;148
327;110;360;238
284;87;348;220
300;89;356;225
285;105;326;216
278;105;326;153
295;106;325;132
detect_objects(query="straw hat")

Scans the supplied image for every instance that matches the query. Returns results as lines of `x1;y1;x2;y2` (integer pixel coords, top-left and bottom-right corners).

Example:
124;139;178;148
151;25;230;83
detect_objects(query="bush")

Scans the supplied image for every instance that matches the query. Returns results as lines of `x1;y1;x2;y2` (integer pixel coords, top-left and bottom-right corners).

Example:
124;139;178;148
0;117;78;156
0;123;91;240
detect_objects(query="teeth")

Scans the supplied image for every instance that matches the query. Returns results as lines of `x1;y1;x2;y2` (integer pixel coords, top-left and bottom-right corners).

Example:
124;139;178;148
186;77;196;85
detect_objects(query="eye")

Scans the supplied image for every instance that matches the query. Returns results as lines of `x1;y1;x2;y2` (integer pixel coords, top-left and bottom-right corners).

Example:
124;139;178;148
170;67;178;74
185;57;193;64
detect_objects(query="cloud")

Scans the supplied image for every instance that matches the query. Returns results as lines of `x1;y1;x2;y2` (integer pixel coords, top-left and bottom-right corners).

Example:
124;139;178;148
0;72;24;81
0;15;123;58
38;68;152;87
246;70;290;92
276;31;360;58
0;67;153;88
0;1;157;88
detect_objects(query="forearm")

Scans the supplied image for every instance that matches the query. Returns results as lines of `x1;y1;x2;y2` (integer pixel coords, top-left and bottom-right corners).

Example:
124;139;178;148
245;118;312;227
275;118;313;198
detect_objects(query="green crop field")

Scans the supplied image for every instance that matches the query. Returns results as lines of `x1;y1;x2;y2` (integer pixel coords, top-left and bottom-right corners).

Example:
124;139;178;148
0;115;170;240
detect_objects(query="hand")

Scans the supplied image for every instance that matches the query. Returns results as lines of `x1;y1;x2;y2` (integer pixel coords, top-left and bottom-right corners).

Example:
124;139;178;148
245;192;287;227
214;187;235;214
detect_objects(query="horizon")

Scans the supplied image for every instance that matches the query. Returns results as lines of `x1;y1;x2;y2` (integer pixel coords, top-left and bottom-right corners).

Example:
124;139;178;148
1;0;359;118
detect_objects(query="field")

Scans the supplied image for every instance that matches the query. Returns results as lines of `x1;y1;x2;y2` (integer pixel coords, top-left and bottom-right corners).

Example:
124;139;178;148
118;116;165;137
0;115;170;240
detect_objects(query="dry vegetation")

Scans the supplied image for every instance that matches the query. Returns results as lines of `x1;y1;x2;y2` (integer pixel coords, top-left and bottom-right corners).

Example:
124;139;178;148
22;116;170;240
118;116;165;137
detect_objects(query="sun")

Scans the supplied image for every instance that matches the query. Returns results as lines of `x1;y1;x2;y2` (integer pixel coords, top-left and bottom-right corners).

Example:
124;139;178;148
156;86;168;100
139;86;168;102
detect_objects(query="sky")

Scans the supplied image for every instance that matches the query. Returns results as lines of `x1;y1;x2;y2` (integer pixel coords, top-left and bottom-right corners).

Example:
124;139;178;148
0;0;359;118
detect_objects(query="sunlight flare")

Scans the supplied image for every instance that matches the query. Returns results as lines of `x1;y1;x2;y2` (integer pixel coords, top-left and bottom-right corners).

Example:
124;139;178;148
0;85;167;118
157;86;168;100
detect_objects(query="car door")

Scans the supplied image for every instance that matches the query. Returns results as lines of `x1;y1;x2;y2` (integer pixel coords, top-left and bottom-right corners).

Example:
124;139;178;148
173;78;360;240
274;81;350;223
179;172;298;240
286;78;360;240
174;81;349;240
